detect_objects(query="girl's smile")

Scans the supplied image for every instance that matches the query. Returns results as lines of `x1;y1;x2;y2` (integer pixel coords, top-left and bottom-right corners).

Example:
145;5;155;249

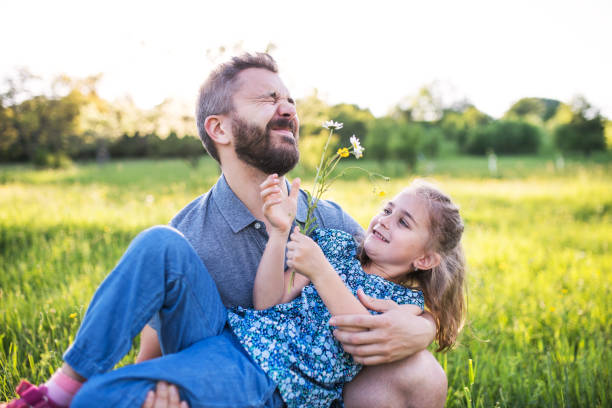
363;189;440;283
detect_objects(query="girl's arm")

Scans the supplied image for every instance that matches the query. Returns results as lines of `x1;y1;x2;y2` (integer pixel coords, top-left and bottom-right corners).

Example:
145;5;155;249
286;228;369;318
136;325;162;362
253;176;301;310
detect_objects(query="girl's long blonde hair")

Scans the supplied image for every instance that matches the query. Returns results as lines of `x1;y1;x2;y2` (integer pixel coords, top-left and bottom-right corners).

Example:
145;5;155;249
359;180;467;352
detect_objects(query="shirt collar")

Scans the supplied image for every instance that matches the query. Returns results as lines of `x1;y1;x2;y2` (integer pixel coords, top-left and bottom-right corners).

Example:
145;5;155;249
212;174;309;233
295;181;308;224
211;174;257;233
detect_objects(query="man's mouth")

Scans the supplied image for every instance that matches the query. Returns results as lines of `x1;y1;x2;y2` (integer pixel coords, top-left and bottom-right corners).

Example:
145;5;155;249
268;119;296;139
271;128;294;138
373;229;389;243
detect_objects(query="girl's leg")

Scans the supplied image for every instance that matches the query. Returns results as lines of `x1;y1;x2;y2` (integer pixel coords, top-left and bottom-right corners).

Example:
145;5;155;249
64;225;228;379
71;327;284;408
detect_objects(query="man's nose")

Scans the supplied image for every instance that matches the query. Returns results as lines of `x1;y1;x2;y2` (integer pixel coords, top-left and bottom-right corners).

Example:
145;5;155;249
277;99;297;118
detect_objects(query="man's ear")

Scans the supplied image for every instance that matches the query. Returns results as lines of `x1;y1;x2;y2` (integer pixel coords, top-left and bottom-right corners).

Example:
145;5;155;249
414;252;441;271
204;115;231;145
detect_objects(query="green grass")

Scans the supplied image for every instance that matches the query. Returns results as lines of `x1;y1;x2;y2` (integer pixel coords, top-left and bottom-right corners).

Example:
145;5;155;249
1;156;611;406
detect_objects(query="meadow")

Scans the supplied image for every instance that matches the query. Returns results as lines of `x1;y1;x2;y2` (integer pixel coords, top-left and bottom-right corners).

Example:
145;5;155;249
1;155;610;407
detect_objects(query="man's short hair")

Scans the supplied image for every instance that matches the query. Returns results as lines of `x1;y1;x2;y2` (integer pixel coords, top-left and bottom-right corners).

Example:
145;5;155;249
196;52;278;162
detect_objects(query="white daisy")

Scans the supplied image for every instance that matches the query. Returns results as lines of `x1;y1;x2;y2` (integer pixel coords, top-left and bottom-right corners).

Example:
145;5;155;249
322;120;343;130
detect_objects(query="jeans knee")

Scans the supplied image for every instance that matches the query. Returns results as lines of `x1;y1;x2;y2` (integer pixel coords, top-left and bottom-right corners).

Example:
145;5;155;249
133;226;192;255
139;225;185;244
72;375;150;408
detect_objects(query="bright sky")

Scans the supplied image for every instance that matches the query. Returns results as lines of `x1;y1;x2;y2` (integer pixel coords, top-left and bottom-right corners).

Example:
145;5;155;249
2;0;611;119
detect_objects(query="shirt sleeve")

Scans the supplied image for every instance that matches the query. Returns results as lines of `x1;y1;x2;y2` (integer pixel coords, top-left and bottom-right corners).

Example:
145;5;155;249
315;198;365;240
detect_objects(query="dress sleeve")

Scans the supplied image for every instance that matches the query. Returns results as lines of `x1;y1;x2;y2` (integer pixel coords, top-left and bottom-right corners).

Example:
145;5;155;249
361;275;425;312
310;229;358;263
391;287;425;310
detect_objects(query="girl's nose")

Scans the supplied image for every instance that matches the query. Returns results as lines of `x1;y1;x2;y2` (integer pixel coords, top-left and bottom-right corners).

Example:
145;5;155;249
379;216;390;229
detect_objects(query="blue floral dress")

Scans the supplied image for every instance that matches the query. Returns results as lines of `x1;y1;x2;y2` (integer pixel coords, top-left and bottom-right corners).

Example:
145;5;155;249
227;228;425;408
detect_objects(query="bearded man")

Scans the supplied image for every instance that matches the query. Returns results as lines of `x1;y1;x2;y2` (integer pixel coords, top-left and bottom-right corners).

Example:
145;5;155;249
138;53;447;408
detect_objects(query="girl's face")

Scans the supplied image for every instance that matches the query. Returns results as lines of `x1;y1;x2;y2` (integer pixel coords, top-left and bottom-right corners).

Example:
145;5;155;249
363;189;437;282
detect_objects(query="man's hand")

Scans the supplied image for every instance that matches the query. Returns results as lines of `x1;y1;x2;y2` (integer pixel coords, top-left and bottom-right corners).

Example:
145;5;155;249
328;289;436;365
141;381;189;408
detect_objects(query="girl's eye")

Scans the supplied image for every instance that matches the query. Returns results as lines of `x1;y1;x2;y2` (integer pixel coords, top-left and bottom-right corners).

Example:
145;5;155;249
382;208;391;215
400;219;410;228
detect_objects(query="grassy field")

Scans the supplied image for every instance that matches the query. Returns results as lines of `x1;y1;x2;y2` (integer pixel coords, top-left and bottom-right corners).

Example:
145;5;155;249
1;155;610;406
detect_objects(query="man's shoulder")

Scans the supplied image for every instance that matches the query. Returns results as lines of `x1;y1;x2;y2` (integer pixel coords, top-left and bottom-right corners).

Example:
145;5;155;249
297;189;364;238
170;191;212;229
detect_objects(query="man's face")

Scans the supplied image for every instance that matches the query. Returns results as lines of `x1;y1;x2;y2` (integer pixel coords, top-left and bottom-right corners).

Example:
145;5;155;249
229;68;300;175
231;114;299;175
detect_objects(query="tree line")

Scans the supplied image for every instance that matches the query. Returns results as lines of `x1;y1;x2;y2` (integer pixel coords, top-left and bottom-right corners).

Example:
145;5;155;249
0;70;608;168
0;69;202;167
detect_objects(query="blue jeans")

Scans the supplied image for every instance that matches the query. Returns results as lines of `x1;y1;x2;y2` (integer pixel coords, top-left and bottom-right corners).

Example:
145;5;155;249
64;226;284;408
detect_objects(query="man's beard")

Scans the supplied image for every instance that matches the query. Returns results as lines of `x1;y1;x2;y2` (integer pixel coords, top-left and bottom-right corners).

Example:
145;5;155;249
232;115;299;176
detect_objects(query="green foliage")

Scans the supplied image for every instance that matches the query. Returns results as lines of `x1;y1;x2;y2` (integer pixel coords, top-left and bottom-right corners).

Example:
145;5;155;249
363;117;393;160
0;70;199;166
553;98;606;155
554;121;606;154
465;120;541;155
504;97;561;124
419;126;443;157
295;91;330;138
326;103;374;152
2;70;610;171
0;94;80;163
387;123;420;165
106;131;205;165
392;83;444;122
439;106;493;150
365;118;441;168
0;157;610;407
32;149;73;169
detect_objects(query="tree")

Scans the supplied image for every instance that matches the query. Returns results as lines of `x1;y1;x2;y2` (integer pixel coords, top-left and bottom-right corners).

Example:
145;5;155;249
393;83;444;122
327;103;375;152
504;97;561;125
553;96;606;154
439;105;492;150
366;118;422;169
465;120;541;155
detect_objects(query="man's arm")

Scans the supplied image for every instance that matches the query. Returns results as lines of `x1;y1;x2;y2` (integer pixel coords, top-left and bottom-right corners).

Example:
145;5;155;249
317;199;435;364
329;290;436;365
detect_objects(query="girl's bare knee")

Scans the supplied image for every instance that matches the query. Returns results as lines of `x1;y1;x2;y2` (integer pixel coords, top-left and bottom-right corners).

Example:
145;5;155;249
400;350;447;408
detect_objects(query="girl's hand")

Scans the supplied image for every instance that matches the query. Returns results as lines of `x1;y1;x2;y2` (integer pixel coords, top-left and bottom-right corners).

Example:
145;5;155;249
286;227;330;281
260;174;300;235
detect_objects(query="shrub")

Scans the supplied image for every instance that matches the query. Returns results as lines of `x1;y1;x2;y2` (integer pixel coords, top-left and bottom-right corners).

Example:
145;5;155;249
32;149;73;168
554;118;605;155
419;127;443;157
465;120;541;155
387;124;420;168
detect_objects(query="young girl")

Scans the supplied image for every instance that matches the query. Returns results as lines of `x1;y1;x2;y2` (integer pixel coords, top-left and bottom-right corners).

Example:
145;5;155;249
4;176;465;408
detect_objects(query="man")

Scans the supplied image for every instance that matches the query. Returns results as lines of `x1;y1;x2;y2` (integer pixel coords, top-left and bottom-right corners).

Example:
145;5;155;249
139;53;447;407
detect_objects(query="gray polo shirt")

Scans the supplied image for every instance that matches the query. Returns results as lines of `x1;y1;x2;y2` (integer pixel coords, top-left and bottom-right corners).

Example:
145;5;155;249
170;174;364;309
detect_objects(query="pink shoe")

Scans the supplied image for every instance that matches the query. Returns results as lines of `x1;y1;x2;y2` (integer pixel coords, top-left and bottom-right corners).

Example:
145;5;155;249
5;380;61;408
